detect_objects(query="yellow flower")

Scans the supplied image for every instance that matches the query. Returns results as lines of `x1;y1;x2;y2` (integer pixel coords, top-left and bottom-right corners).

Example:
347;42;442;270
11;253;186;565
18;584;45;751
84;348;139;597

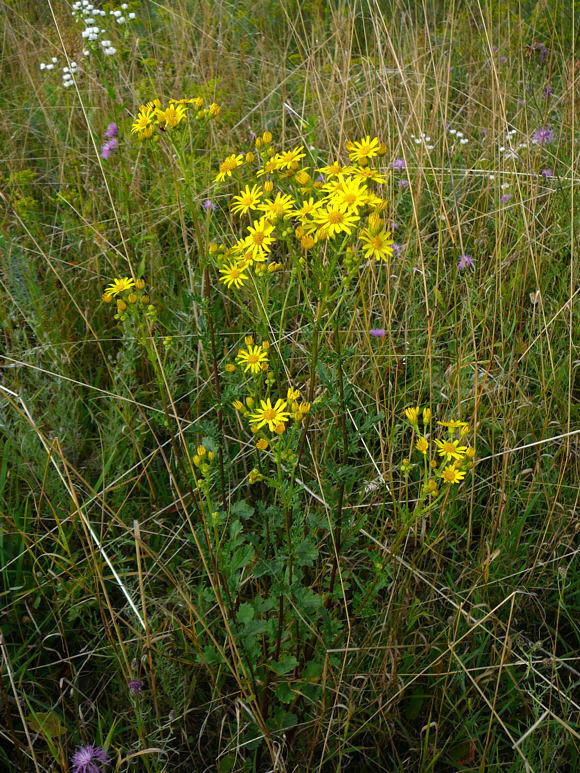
294;168;311;186
258;192;295;221
347;135;382;165
155;103;187;129
424;479;439;496
263;179;274;194
225;363;236;373
287;386;301;401
249;468;265;484
441;465;466;484
465;446;476;459
298;401;311;415
208;102;221;117
437;420;469;430
256;438;269;450
274;422;286;434
423;408;432;423
301;235;316;250
326;175;368;210
236;345;268;374
359;229;394;262
103;277;135;299
249;398;291;432
231;184;263;216
245;151;255;162
293;197;322;220
232;400;246;413
262;131;273;144
342;165;387;183
312;204;360;239
416;436;429;454
276;146;306;169
405;407;420;424
434;439;468;462
218;262;249;289
316;162;343;177
215;153;244;182
243;218;276;259
131;103;157;139
257;157;283;176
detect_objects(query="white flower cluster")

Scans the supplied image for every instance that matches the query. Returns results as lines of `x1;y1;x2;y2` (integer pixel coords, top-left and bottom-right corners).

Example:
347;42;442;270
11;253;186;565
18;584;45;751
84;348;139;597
498;128;527;160
411;132;434;150
448;127;469;145
39;57;58;71
39;2;139;85
62;61;79;88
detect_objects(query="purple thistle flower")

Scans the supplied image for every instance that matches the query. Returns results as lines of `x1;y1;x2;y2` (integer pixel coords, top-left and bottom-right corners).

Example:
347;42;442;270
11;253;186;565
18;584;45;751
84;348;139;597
315;174;326;183
531;126;554;145
203;199;216;212
391;158;406;170
458;254;474;271
100;138;118;160
543;86;553;98
540;168;554;178
71;745;110;773
103;122;118;138
391;242;403;257
499;56;508;63
500;193;512;203
369;328;386;337
128;679;143;694
398;179;409;188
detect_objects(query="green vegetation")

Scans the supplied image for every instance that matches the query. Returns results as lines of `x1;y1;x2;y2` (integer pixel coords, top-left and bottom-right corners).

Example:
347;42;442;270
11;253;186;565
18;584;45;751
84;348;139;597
0;1;577;770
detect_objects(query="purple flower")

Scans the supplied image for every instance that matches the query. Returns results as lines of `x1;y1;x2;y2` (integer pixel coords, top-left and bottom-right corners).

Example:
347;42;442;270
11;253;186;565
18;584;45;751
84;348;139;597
391;158;406;170
203;199;216;212
315;174;326;183
531;126;554;145
398;179;409;188
500;193;512;203
543;86;553;98
104;122;118;138
500;56;508;63
540;168;554;178
71;745;110;773
369;328;386;337
391;242;403;257
458;254;474;271
128;679;143;694
100;138;118;159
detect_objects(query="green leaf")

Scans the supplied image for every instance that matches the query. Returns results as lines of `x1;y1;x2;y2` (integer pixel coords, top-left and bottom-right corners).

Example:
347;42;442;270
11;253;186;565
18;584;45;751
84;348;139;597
27;712;66;738
271;655;298;675
231;500;255;520
236;602;255;625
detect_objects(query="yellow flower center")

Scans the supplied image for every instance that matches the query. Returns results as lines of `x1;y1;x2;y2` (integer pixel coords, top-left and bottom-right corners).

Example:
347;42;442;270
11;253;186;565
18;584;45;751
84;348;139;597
221;158;238;173
442;442;456;454
327;210;344;225
246;353;259;364
230;269;240;279
262;409;277;421
251;231;265;245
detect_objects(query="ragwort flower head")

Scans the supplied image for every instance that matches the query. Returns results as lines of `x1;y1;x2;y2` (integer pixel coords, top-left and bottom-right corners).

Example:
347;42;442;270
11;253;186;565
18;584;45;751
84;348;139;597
103;277;135;300
347;136;382;165
215;153;244;182
249;398;291;433
236;344;268;374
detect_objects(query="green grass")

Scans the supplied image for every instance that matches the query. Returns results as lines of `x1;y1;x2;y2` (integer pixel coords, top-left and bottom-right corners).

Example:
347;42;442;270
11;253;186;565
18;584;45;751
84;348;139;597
0;1;578;771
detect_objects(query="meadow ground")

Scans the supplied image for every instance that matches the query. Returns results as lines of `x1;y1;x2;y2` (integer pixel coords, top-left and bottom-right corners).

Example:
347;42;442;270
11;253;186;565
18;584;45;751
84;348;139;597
0;1;578;771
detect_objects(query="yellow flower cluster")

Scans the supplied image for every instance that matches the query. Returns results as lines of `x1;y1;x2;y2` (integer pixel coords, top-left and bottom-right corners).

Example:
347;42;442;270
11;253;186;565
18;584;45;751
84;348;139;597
102;276;155;321
403;408;476;491
213;134;394;291
131;96;220;140
232;386;310;440
193;444;215;476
